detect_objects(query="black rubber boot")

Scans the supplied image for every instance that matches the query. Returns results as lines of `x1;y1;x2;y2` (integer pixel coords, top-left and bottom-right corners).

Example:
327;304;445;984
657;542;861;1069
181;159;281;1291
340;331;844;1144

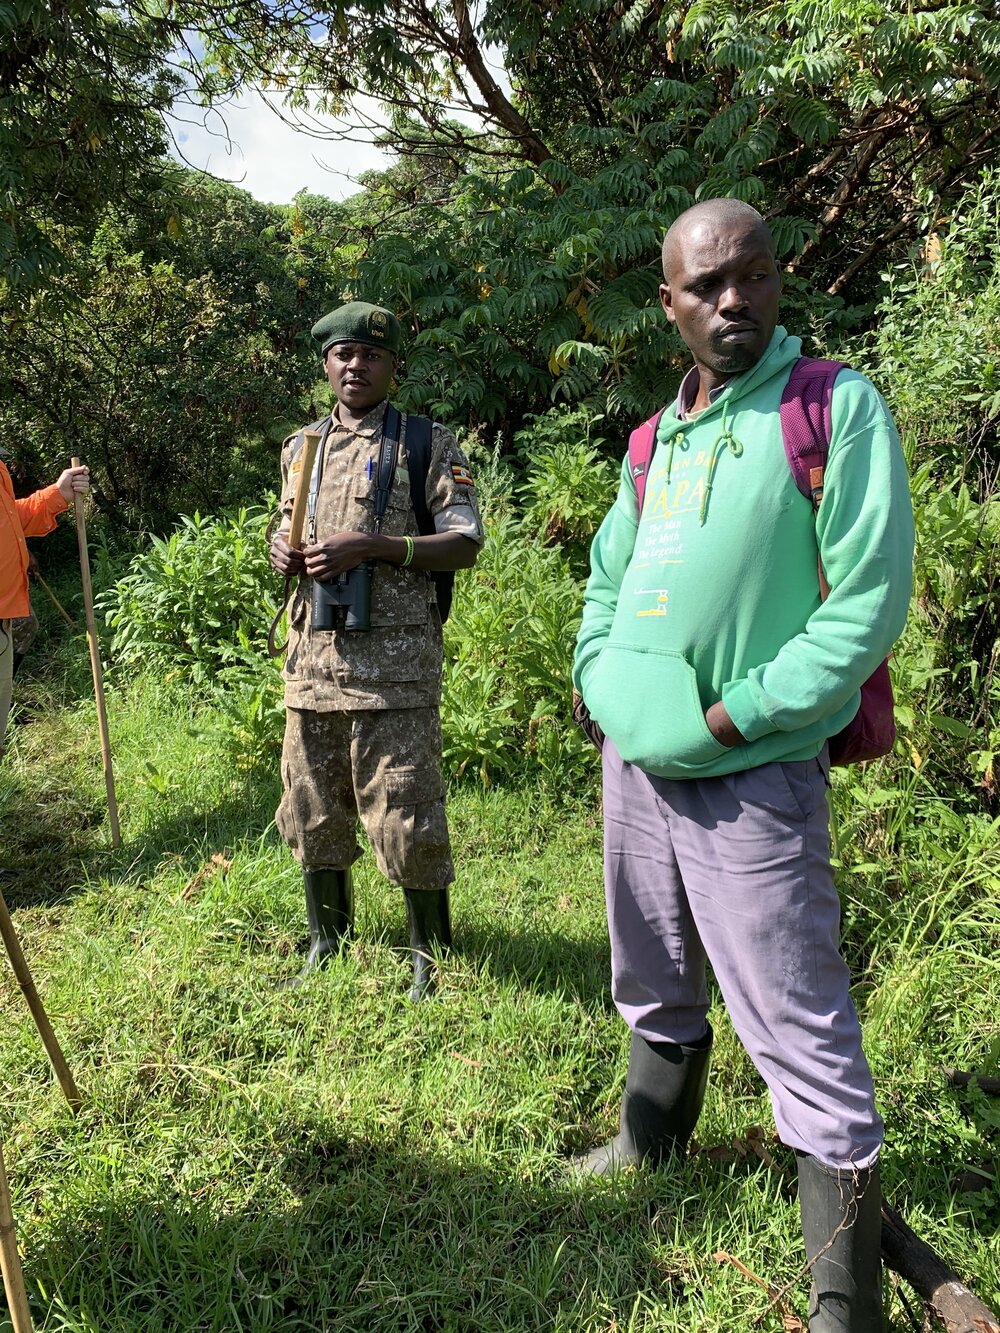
797;1153;884;1332
403;887;452;1003
281;868;353;990
575;1026;713;1175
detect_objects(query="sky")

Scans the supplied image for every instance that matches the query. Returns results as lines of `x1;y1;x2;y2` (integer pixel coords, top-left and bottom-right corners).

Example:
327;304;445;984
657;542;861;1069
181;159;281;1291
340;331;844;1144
166;90;392;205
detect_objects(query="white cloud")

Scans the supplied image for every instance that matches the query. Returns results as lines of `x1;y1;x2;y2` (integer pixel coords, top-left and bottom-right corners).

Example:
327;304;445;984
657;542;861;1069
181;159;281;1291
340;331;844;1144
166;90;392;205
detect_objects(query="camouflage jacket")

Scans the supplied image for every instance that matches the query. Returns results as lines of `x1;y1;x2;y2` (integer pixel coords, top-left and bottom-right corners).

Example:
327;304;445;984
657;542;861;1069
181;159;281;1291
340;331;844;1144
278;399;482;711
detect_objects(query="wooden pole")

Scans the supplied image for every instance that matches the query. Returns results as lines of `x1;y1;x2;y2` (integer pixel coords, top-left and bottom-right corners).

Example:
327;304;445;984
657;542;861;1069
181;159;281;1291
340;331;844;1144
882;1204;1000;1332
941;1067;1000;1097
0;1139;34;1333
31;572;77;629
0;890;81;1111
70;457;120;848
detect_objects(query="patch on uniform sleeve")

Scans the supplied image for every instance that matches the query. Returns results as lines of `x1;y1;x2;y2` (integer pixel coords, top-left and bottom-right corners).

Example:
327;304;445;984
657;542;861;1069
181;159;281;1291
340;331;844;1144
451;463;474;487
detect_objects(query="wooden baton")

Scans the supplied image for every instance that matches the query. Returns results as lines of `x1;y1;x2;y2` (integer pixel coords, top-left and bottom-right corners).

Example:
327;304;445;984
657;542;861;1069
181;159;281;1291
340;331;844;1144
286;429;322;551
71;457;120;848
265;428;323;659
0;889;81;1111
0;1138;34;1333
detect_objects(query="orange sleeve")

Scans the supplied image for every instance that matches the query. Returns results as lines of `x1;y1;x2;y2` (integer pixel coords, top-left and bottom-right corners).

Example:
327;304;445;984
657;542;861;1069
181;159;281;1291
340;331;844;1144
14;484;68;537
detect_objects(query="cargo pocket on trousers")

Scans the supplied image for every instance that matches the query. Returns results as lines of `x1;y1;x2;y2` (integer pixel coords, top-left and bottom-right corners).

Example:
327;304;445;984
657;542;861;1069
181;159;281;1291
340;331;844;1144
275;750;301;852
382;765;452;887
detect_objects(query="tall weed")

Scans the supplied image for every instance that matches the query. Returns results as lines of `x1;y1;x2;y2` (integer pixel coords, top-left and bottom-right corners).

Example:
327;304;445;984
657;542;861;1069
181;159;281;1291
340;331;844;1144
513;407;619;573
99;506;280;686
98;505;284;768
442;513;593;784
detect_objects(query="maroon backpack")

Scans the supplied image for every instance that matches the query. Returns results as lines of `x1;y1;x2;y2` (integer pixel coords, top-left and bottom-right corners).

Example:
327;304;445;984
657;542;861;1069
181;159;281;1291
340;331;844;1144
626;357;895;766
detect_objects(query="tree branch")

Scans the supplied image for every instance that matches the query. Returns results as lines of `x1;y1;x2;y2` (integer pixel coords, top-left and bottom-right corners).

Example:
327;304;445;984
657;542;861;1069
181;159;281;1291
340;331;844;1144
448;0;552;165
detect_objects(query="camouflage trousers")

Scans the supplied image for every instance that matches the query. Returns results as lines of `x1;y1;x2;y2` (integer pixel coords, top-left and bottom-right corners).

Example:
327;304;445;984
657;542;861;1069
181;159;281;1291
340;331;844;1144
276;706;455;891
0;620;11;760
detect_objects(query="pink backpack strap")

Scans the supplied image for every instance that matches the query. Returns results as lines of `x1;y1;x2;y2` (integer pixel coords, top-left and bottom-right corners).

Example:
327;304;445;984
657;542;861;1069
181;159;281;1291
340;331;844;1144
780;355;894;765
627;410;665;515
779;357;847;511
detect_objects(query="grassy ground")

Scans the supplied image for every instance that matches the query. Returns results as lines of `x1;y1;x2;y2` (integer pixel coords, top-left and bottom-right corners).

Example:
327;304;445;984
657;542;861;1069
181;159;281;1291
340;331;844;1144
1;647;998;1331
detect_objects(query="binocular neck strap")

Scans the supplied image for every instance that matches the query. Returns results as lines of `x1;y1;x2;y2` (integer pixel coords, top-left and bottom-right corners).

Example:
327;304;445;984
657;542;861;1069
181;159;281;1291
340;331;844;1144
305;404;402;542
373;405;403;534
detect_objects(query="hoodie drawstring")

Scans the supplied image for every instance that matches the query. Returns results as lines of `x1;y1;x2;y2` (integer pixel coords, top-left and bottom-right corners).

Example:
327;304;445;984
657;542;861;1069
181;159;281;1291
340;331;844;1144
661;429;686;487
699;406;743;526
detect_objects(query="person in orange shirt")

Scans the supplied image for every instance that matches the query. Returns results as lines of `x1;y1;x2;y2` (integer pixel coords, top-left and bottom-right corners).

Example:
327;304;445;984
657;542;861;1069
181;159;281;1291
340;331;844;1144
1;459;89;757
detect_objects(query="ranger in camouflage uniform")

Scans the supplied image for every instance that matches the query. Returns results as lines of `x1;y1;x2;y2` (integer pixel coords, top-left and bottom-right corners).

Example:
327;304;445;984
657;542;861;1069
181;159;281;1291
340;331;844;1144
270;301;483;1001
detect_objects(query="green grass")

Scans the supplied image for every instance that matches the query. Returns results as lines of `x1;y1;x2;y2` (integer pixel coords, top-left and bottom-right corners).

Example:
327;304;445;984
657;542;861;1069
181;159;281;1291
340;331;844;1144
1;659;998;1332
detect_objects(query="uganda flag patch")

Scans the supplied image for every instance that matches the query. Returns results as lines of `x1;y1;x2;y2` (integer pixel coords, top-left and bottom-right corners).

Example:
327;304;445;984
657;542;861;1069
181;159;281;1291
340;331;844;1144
451;464;474;487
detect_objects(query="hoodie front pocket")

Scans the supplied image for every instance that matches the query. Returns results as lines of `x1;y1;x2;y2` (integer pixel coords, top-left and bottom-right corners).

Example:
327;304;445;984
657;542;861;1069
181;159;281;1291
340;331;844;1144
586;644;728;772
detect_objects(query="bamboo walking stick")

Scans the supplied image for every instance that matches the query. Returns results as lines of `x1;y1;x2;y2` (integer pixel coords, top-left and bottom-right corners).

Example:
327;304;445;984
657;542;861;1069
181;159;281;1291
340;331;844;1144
0;1139;34;1333
0;890;81;1111
70;457;120;848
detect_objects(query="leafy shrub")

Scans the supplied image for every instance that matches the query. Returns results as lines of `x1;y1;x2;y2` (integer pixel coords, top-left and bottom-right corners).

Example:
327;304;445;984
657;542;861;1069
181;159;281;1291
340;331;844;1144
891;468;1000;805
442;512;594;785
99;506;281;687
859;169;1000;478
99;505;287;770
844;172;1000;817
437;408;622;787
513;407;620;570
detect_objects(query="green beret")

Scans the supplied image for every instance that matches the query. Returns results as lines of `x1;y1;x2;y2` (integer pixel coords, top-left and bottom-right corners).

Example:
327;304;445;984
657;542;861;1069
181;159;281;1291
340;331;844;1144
311;301;401;357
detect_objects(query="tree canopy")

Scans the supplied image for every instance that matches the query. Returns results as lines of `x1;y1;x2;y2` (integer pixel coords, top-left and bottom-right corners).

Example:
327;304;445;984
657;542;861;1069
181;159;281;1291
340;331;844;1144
1;0;179;288
3;0;1000;520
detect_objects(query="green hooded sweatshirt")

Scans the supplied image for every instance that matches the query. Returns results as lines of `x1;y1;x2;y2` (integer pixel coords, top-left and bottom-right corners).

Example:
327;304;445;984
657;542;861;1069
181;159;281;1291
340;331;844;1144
572;328;914;778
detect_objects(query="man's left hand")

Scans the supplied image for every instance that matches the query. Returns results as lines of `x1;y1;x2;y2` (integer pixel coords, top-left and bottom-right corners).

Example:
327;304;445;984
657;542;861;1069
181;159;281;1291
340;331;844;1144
302;532;374;580
705;700;747;748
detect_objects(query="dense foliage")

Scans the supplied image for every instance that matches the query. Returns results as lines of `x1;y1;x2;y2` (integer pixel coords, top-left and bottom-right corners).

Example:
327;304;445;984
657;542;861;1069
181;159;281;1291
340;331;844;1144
94;179;1000;810
5;0;1000;518
153;0;1000;430
857;170;1000;810
0;0;177;288
0;175;330;528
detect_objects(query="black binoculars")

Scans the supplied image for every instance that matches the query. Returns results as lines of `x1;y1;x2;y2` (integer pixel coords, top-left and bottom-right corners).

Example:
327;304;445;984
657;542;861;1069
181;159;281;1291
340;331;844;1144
311;564;373;632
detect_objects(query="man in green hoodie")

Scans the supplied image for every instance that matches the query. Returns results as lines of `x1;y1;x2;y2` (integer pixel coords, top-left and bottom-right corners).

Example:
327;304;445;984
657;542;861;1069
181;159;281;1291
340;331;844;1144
572;199;913;1332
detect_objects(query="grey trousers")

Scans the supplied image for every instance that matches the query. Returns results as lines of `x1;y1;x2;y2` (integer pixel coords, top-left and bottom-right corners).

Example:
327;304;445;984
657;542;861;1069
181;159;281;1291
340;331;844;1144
602;738;882;1169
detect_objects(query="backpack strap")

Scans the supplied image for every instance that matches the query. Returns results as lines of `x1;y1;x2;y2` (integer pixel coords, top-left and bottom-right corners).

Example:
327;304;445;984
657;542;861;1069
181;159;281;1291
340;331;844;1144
391;406;455;623
627;410;665;515
394;406;433;534
779;357;848;513
779;357;896;765
373;405;402;532
288;417;330;458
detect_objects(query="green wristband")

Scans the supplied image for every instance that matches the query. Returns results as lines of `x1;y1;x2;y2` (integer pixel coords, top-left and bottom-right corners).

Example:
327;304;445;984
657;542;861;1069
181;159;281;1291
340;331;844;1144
401;535;414;567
